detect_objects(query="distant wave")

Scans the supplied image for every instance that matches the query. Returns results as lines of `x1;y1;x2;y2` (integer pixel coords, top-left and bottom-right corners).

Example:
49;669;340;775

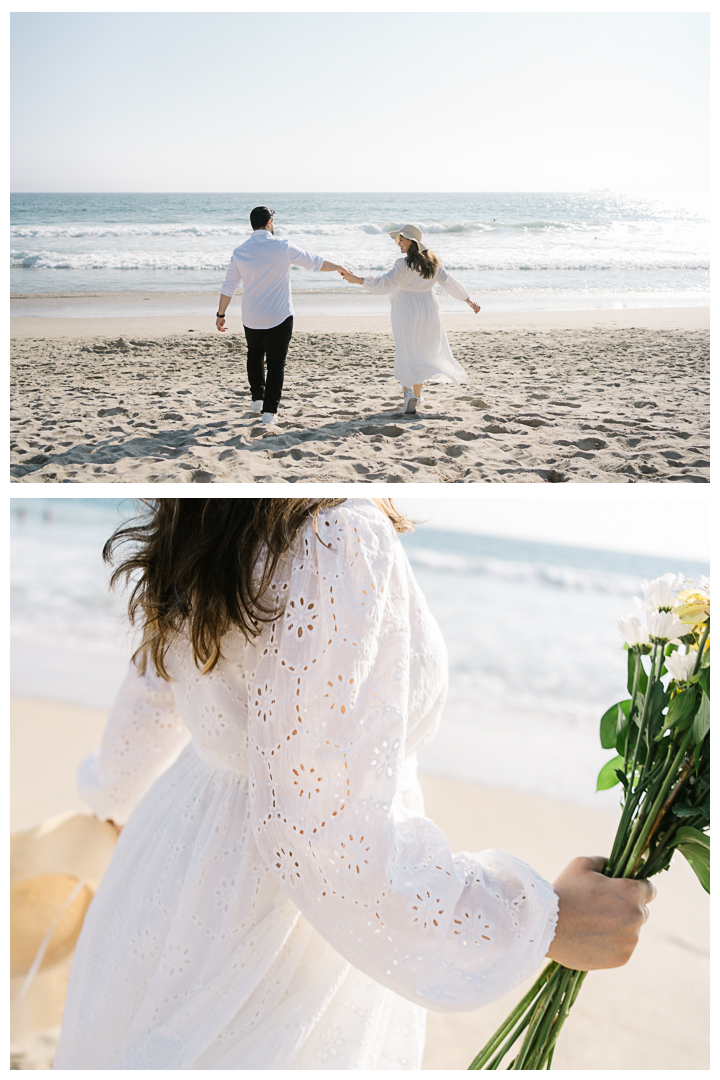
10;223;252;239
407;546;641;597
10;217;677;240
11;248;710;273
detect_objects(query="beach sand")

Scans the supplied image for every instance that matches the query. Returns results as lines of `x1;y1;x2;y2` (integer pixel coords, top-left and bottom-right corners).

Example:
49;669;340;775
11;695;709;1070
10;307;709;484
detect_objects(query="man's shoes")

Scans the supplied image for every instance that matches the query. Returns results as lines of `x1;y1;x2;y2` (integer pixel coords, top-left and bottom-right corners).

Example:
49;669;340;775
251;400;263;414
402;389;417;415
261;412;277;426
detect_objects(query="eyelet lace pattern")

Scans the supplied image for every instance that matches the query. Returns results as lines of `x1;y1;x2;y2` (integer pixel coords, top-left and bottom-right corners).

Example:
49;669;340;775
55;500;557;1070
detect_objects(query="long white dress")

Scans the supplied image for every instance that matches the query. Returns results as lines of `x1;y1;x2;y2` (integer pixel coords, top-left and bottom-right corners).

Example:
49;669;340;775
54;500;558;1070
362;257;471;387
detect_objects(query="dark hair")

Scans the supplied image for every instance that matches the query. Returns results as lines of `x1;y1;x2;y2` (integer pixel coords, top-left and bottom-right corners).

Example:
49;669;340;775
250;205;274;230
104;498;413;679
405;240;440;280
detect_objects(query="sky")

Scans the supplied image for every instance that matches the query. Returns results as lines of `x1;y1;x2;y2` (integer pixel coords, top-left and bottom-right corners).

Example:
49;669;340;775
395;494;710;562
10;10;709;193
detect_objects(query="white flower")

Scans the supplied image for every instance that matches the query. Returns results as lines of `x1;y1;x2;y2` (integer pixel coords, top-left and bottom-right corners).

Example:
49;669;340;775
634;573;686;612
646;610;687;643
665;650;697;684
618;614;651;648
694;575;710;596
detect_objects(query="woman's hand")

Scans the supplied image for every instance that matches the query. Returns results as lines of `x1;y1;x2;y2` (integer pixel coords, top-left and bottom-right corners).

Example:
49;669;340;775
466;299;481;314
339;270;363;285
547;856;656;970
216;316;226;332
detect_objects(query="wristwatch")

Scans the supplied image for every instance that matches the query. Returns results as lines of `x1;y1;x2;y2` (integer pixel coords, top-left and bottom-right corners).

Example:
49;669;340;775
216;312;225;318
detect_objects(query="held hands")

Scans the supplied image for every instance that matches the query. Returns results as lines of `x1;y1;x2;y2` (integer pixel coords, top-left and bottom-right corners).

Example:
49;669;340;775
339;269;363;285
547;856;657;971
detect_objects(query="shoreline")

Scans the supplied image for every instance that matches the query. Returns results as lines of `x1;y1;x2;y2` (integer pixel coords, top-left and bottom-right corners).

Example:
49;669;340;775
10;304;709;339
10;694;709;1070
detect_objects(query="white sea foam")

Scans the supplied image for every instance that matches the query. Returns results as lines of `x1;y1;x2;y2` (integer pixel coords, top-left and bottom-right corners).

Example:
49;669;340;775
10;191;710;308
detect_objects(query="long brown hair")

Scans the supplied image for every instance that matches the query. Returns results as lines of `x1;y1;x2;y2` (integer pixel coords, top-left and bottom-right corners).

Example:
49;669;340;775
405;240;440;280
104;498;413;679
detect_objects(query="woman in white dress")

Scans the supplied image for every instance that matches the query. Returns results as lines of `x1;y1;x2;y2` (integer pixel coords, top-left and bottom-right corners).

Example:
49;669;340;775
340;224;481;414
54;498;655;1070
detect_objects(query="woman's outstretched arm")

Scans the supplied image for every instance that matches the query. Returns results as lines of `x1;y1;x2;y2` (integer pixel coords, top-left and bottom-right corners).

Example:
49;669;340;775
246;503;560;1012
436;265;481;313
340;260;405;293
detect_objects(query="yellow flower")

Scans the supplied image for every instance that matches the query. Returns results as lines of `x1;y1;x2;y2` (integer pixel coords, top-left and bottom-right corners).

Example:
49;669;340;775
673;589;710;626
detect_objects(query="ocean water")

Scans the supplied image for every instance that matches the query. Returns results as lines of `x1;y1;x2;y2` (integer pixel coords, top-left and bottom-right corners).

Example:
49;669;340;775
10;191;709;316
10;498;710;807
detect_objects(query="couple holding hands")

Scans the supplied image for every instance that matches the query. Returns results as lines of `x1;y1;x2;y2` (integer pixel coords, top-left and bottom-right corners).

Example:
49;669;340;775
216;206;480;422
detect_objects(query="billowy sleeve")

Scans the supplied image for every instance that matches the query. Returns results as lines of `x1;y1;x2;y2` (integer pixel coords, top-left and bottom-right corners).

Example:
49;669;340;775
286;241;324;272
77;662;191;825
436;265;471;302
362;258;407;295
220;254;242;298
247;504;558;1012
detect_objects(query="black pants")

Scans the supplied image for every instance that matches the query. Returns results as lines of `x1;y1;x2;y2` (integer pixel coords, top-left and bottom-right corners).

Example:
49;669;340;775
243;316;293;414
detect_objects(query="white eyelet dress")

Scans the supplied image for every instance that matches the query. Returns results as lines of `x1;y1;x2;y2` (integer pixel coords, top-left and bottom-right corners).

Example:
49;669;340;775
53;499;558;1070
362;257;472;387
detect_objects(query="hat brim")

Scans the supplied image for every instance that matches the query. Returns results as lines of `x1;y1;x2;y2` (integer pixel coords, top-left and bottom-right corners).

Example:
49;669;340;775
389;228;428;253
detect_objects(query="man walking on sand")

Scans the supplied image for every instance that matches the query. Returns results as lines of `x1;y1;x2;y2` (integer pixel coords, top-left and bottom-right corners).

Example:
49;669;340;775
216;206;347;425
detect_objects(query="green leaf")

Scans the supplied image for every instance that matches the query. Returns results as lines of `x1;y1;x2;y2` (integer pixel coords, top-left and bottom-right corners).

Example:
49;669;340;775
674;826;709;849
692;693;710;745
676;843;710;893
646;679;670;718
628;650;648;696
597;755;625;791
600;700;631;749
671;828;710;892
663;688;698;732
698;668;710;697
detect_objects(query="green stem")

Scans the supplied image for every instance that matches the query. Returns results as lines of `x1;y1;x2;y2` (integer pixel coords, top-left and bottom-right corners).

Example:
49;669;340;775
467;964;558;1070
626;645;655;788
536;970;588;1069
484;1007;538;1070
620;726;695;878
606;653;646;873
623;651;643;777
512;968;574;1069
693;620;709;676
608;643;667;878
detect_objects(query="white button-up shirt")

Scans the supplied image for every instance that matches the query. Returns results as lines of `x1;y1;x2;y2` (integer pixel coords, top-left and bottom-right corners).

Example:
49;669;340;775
220;230;324;329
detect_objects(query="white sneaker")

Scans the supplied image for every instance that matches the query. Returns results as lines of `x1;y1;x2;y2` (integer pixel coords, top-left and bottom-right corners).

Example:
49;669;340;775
251;400;263;414
403;389;417;415
261;412;277;425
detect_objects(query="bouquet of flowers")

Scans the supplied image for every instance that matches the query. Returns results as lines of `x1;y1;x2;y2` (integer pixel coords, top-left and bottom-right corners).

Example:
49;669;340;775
469;573;710;1071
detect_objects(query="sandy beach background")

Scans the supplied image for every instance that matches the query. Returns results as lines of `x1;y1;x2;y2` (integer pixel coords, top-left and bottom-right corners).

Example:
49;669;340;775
11;695;709;1071
10;306;709;484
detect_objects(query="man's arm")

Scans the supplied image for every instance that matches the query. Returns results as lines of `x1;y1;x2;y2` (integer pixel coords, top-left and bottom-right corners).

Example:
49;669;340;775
287;242;347;276
216;255;241;332
216;293;232;332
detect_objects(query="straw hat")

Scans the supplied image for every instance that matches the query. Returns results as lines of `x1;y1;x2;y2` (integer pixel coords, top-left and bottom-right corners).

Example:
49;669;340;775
10;811;118;1045
389;223;428;252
